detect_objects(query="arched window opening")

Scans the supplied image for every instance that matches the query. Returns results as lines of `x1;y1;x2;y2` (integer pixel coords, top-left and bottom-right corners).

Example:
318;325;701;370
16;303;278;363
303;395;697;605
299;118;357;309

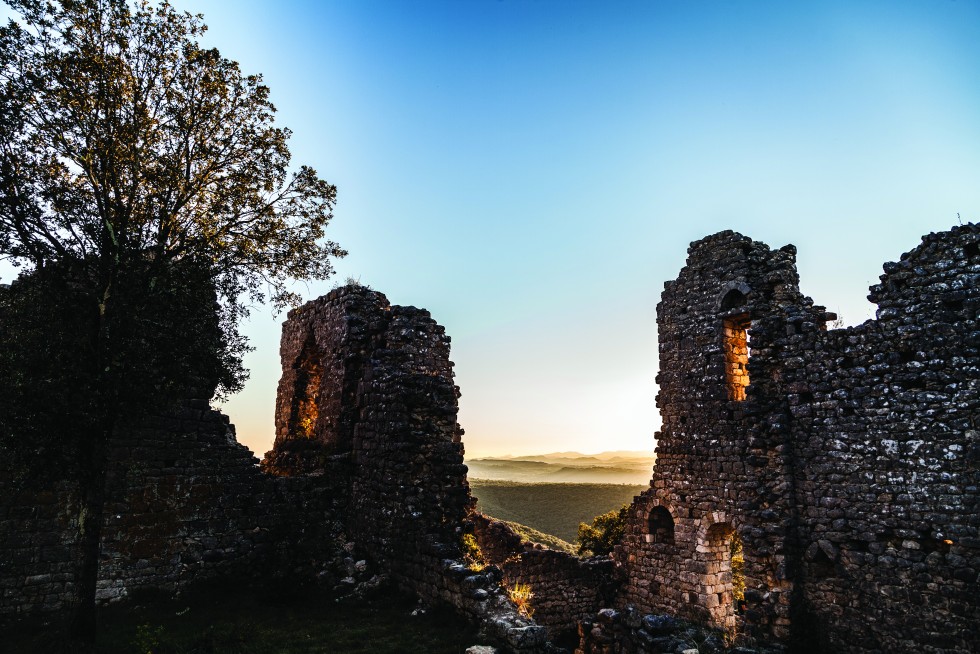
648;507;675;545
720;289;747;311
724;314;751;401
731;532;745;613
290;333;322;439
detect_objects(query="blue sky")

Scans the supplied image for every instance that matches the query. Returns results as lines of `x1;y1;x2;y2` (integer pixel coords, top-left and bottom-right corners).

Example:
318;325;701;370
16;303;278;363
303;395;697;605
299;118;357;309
5;1;980;458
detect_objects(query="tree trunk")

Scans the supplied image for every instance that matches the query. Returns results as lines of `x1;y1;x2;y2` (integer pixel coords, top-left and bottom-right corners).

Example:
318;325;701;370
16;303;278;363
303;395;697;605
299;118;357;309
68;275;117;651
67;426;110;652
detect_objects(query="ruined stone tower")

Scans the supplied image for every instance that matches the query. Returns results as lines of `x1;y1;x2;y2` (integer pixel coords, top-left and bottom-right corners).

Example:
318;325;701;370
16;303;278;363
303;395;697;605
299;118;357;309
618;232;829;640
262;285;472;575
618;226;980;652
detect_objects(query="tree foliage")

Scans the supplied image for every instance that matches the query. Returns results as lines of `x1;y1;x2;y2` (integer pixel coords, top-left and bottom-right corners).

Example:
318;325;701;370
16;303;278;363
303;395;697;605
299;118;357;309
576;503;629;557
0;0;346;449
0;0;343;317
0;0;344;644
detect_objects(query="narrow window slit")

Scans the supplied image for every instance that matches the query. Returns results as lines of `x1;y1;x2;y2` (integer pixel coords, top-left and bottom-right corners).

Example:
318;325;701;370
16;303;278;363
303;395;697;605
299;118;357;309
724;314;751;401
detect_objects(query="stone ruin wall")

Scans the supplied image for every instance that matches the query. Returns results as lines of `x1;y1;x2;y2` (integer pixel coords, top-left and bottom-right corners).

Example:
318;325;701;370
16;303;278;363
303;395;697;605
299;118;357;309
786;226;979;652
264;287;473;575
2;228;978;654
0;479;81;615
0;285;549;653
618;225;979;653
470;512;617;639
265;287;549;652
0;401;347;616
618;233;813;642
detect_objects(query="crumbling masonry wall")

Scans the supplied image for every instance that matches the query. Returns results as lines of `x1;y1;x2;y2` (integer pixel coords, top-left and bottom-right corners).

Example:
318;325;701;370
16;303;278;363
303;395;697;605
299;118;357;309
3;230;977;654
471;513;617;638
619;225;979;653
618;233;817;640
0;401;348;616
786;227;980;652
263;286;547;652
0;285;547;652
263;286;473;579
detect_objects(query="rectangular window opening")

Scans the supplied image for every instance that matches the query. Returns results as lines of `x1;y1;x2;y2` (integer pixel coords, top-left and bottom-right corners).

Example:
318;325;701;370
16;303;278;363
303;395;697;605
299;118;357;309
724;314;751;401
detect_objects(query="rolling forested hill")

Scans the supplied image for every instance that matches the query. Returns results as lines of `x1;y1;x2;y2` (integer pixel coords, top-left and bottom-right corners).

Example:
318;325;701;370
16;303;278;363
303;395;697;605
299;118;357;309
469;479;647;543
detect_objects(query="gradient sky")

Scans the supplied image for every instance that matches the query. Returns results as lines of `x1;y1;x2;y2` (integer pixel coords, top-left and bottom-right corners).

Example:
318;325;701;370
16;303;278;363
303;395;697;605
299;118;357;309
4;1;980;458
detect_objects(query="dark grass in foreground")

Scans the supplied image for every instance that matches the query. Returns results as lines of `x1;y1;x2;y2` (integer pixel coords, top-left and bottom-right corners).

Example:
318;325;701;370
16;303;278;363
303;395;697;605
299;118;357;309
8;581;479;654
470;479;646;543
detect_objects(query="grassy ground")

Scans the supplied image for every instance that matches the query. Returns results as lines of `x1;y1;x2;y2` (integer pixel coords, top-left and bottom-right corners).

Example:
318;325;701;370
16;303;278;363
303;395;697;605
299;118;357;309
7;581;480;654
469;479;647;543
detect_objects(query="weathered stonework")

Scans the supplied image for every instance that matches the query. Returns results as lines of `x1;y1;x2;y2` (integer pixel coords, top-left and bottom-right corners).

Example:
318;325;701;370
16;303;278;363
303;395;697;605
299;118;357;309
471;513;617;639
618;225;980;652
0;285;546;653
263;287;545;652
264;288;472;575
2;226;977;654
0;400;348;616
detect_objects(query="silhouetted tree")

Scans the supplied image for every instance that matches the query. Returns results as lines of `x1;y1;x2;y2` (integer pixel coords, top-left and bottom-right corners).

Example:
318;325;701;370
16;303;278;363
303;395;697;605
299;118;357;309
0;0;344;647
577;504;629;557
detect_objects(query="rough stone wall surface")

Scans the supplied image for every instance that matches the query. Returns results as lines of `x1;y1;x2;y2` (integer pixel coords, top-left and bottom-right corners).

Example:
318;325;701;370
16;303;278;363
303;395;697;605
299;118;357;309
471;513;617;638
1;284;545;652
500;550;616;637
0;479;79;615
0;401;347;617
619;232;821;641
266;287;545;653
264;288;384;472
97;402;349;603
405;554;547;654
471;512;527;564
619;226;979;653
784;225;980;652
575;606;766;654
7;226;975;654
264;286;471;578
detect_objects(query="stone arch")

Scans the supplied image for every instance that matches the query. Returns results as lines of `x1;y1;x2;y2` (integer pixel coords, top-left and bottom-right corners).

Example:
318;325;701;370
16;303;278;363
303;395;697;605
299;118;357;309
720;289;747;311
695;511;737;543
718;283;751;312
696;516;739;630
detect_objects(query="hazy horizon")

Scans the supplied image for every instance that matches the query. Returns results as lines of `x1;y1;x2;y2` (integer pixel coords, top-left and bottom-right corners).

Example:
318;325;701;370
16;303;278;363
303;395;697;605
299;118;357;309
469;449;656;460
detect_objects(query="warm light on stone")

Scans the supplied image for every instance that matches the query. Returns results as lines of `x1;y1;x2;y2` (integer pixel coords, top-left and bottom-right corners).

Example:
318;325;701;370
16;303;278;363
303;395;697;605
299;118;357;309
723;314;751;402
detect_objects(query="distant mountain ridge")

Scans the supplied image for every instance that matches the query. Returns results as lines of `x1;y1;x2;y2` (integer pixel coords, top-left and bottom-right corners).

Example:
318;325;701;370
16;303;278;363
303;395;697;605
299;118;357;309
466;450;655;485
487;450;655;461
